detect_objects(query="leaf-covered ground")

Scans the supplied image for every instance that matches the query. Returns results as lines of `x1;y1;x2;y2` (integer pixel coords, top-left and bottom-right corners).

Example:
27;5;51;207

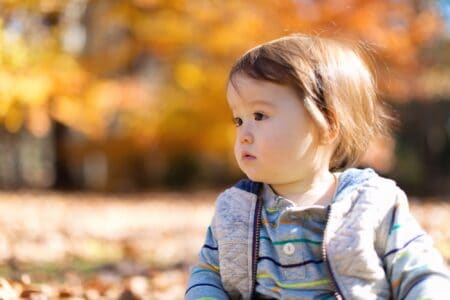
0;191;448;299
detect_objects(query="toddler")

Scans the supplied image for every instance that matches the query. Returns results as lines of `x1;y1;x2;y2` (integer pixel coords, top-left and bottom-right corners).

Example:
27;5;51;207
185;34;450;299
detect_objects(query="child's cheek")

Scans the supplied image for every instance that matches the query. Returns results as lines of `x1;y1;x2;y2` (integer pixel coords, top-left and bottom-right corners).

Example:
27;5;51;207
264;130;292;151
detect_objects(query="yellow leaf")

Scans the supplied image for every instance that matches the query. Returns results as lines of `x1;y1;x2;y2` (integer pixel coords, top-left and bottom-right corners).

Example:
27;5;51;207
174;62;204;90
14;75;52;106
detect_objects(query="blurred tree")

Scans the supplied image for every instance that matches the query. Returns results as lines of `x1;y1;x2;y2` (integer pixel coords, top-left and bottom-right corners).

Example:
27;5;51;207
0;0;446;190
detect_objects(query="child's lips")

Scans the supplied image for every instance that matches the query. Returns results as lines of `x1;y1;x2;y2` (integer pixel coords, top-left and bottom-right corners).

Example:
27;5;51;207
242;152;256;160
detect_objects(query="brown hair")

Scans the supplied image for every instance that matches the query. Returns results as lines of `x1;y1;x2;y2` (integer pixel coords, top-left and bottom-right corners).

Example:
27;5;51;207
228;34;392;170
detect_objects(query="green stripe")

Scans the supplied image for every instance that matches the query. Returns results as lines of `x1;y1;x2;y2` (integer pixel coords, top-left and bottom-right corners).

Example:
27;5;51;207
257;273;330;289
192;269;219;275
390;217;417;235
265;207;279;213
260;236;322;245
389;224;401;235
274;238;322;245
392;248;409;264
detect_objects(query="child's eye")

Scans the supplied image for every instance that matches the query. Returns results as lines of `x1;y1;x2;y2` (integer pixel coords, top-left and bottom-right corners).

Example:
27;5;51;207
232;117;243;127
254;112;267;121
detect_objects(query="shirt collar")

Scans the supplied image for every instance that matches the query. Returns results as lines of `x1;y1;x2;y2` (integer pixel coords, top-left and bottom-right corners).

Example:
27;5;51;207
261;172;342;210
262;183;294;210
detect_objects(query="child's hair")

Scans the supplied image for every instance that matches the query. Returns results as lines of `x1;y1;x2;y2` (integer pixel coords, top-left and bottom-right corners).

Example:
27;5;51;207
228;34;393;170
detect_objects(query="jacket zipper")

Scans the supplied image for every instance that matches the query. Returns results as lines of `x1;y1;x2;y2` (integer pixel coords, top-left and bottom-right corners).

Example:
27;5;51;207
251;193;263;298
322;205;344;300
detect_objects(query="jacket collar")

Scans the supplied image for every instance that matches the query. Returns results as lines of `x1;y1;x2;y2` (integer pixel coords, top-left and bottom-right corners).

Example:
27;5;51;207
260;168;379;210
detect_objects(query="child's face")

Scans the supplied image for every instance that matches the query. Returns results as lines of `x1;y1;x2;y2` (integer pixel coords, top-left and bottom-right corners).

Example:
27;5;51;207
227;73;325;185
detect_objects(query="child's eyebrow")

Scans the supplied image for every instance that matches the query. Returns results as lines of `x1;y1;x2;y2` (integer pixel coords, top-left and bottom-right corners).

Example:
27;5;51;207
248;99;275;108
228;99;274;111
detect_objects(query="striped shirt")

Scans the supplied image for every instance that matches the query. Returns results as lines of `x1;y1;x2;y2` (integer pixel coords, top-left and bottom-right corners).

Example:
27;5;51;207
254;183;336;299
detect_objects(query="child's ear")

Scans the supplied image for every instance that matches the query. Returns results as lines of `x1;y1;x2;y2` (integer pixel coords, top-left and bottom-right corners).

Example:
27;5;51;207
319;124;339;145
303;97;339;145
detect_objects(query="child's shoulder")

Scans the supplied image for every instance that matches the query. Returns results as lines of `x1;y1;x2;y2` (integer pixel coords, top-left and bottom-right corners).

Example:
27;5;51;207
335;168;407;208
211;179;262;238
337;168;401;193
216;178;262;199
214;179;262;209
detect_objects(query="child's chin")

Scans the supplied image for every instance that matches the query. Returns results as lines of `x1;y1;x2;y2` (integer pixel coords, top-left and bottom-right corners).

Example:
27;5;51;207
245;173;265;183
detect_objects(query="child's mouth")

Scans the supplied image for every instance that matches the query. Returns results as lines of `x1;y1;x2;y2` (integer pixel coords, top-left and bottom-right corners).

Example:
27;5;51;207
242;153;256;160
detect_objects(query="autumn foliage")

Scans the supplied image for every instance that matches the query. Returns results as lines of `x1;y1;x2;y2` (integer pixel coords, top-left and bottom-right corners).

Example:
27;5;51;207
0;0;443;155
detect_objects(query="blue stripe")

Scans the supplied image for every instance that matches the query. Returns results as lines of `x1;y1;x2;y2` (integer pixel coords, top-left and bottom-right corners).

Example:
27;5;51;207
203;244;218;251
258;256;324;268
389;204;399;235
185;283;224;295
192;269;218;275
383;234;425;259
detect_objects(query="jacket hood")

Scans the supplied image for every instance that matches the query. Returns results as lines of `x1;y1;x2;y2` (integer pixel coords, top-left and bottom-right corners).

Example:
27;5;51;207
334;168;386;203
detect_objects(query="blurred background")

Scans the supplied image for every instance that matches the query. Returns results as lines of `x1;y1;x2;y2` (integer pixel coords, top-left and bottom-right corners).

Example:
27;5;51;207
0;0;449;299
0;0;449;194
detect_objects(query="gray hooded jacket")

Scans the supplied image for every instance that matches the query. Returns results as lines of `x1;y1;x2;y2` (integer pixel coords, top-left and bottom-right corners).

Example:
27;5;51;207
186;168;450;299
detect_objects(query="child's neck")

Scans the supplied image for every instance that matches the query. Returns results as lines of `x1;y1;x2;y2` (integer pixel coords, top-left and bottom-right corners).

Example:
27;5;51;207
270;171;337;207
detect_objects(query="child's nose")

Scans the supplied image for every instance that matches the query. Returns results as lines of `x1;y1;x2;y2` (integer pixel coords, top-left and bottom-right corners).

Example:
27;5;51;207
239;127;254;144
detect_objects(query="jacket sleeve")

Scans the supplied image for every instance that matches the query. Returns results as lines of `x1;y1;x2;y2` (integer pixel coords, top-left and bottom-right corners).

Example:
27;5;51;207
185;222;229;300
380;188;450;299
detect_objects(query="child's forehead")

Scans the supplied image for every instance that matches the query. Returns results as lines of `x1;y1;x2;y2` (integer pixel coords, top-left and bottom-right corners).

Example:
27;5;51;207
228;98;275;111
228;72;259;89
227;77;303;113
229;73;281;93
228;74;298;100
